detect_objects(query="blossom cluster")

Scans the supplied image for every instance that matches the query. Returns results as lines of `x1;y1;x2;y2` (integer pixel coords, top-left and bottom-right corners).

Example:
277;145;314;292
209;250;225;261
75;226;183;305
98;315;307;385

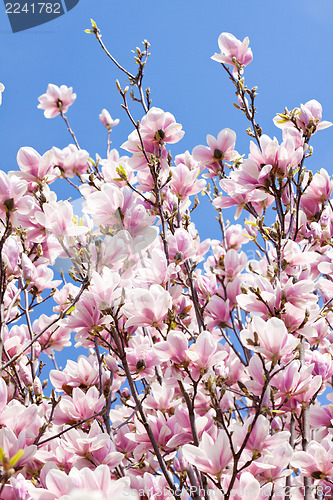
0;27;332;500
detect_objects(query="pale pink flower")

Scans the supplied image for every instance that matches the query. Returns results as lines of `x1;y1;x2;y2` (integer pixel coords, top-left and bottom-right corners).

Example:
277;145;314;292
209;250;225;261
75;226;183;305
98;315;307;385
125;334;161;379
17;147;56;184
205;295;230;329
211;33;253;77
52;144;90;178
274;99;332;134
297;99;332;132
38;84;76;118
167;228;196;264
140;106;184;144
301;168;333;217
53;386;105;425
169;164;206;199
33;314;71;353
240;316;299;361
232;414;290;455
50;355;102;393
291;438;333;478
186;331;227;378
122;284;171;328
67;294;109;339
182;430;233;476
53;283;81;313
99;109;119;130
0;428;36;467
192;128;238;176
249;134;304;176
34;200;88;238
154;330;189;365
271;360;322;406
0;171;28;218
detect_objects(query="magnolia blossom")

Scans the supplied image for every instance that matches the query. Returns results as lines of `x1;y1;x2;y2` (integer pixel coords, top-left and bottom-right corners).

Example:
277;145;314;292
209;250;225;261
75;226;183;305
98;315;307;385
240;316;299;361
99;108;119;129
122;284;172;328
274;99;332;133
193;128;238;176
182;430;233;476
38;84;76;118
211;32;253;77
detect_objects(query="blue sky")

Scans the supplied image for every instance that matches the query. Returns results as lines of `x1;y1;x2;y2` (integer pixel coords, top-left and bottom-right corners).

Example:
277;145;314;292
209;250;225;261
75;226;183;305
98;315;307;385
1;0;333;372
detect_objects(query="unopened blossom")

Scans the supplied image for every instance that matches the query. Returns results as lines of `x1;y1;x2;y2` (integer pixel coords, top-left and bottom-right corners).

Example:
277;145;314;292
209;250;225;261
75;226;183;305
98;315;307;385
37;83;76;118
193;128;238;176
99;108;119;130
211;32;253;77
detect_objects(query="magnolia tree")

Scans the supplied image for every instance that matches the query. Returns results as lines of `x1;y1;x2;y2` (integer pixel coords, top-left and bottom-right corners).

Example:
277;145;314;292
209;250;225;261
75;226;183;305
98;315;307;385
0;21;332;500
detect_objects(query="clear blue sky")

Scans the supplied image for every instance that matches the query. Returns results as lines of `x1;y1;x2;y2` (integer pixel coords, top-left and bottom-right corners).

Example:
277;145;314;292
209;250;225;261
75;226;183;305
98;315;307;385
1;0;333;372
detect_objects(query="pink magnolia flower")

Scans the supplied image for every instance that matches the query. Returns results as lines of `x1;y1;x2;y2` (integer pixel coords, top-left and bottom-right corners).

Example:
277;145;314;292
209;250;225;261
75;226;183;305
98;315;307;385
232;414;290;455
205;295;230;329
301;168;333;217
0;428;36;468
122;284;172;328
249;134;304;177
37;84;76;118
274;99;332;134
182;430;233;476
240;316;299;361
291;438;333;478
186;331;227;378
125;334;161;379
167;228;196;264
0;171;28;218
154;330;189;365
53;386;105;425
140;106;184;144
192;128;238;176
169;164;206;199
50;355;104;393
271;360;322;406
17;147;56;184
211;33;253;77
99;109;119;130
34;200;88;238
52;145;90;178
